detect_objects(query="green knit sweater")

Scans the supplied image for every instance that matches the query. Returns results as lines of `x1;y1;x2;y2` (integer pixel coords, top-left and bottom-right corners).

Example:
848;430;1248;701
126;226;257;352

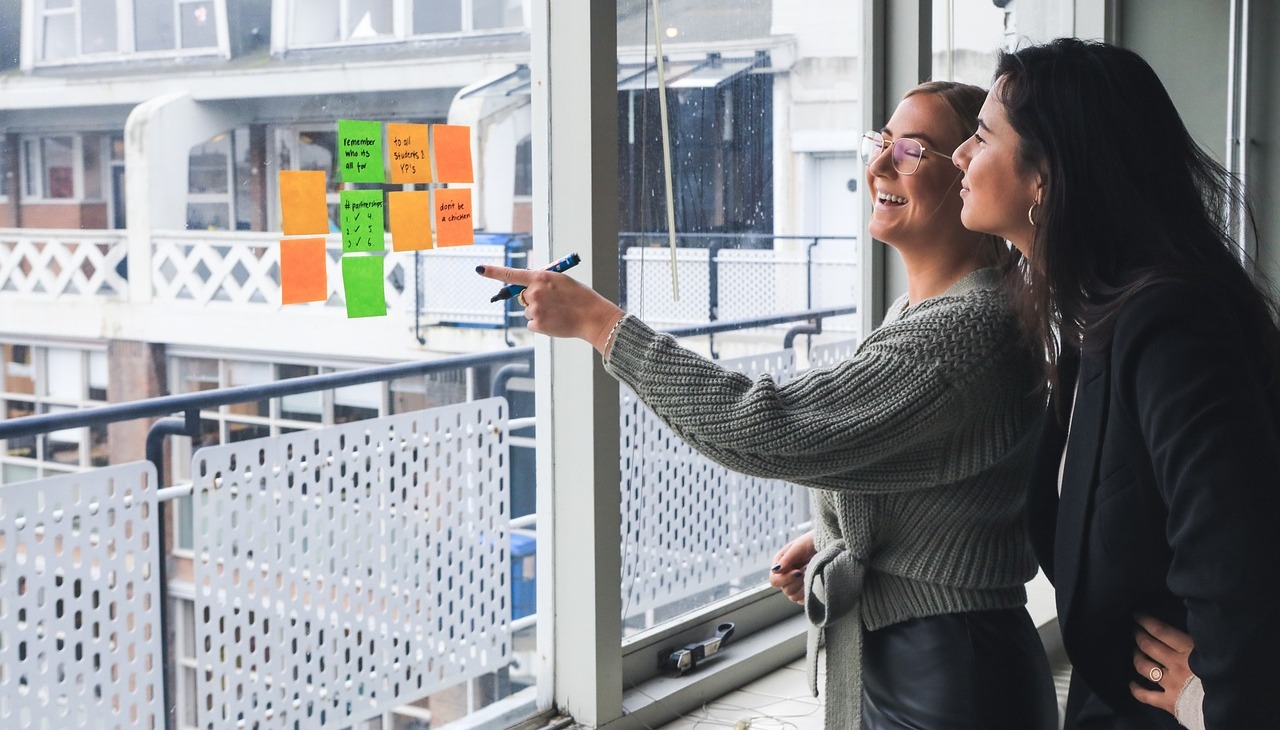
603;268;1042;727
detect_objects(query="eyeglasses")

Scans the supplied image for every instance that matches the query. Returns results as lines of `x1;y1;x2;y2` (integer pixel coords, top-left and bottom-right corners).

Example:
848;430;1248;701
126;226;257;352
860;131;953;175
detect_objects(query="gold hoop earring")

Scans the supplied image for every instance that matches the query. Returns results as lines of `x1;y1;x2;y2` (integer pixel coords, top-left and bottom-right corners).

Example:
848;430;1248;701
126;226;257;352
1027;196;1041;227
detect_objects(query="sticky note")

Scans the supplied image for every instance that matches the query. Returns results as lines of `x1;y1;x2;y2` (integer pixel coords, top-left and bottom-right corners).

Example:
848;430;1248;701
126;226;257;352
435;188;474;247
387;123;433;184
341;255;387;318
389;190;433;251
279;238;328;304
432;125;474;183
338;120;385;183
339;190;385;252
279;171;329;235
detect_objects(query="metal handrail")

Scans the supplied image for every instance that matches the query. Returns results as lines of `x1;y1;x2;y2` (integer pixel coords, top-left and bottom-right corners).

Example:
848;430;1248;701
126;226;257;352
0;348;533;439
0;306;858;440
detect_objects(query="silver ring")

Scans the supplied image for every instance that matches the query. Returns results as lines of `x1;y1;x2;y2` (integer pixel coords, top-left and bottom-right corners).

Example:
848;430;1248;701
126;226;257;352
1149;666;1163;683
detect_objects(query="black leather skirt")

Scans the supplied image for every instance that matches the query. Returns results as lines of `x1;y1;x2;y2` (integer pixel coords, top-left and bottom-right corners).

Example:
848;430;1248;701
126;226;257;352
861;607;1058;730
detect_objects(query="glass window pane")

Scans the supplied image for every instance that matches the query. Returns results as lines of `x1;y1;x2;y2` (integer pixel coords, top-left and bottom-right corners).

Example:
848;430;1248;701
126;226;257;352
41;404;82;465
174;357;219;394
277;364;322;422
180;1;218;48
615;0;833;635
334;381;380;423
2;463;39;485
413;0;461;34
291;0;340;45
4;345;36;395
42;14;75;60
135;0;177;51
347;0;393;39
88;351;108;401
42;137;75;199
186;202;231;230
81;133;103;200
81;1;120;54
4;400;37;459
473;0;523;30
226;361;270;418
189;135;230;194
45;348;83;400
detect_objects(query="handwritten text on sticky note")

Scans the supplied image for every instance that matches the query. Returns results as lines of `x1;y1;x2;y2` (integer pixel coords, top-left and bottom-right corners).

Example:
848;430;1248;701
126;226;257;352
435;188;474;247
387;123;432;184
338;120;386;183
340;190;386;252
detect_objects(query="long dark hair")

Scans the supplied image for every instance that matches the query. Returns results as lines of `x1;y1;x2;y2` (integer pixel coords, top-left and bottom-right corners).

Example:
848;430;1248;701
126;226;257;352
994;38;1280;393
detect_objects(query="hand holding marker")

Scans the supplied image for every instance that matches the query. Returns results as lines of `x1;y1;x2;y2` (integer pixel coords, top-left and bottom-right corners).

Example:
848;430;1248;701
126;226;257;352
489;253;581;302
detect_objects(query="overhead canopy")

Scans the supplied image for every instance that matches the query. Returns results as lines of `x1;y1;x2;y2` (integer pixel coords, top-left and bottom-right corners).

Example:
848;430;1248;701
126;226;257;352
459;52;767;99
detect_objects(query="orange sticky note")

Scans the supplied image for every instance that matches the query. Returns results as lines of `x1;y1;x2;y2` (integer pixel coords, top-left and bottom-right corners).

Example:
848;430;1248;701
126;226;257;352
435;188;474;247
279;171;330;235
389;190;433;251
432;125;474;183
280;238;328;304
387;123;433;184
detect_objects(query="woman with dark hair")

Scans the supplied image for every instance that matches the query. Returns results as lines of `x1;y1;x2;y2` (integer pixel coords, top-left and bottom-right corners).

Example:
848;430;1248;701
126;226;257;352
952;37;1280;729
479;81;1058;729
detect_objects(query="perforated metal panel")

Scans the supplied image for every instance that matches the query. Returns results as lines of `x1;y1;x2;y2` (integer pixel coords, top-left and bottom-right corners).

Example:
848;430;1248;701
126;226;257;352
620;351;810;620
0;462;164;730
191;400;511;729
808;338;861;369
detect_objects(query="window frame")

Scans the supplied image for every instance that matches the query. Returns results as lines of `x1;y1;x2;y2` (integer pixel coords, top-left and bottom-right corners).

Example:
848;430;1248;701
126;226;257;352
281;0;526;51
28;0;229;67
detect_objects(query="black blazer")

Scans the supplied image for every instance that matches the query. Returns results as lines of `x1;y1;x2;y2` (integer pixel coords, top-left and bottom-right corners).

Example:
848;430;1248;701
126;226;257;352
1027;284;1280;729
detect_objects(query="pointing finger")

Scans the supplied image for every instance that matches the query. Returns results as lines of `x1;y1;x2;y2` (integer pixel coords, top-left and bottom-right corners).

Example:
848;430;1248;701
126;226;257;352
475;264;535;286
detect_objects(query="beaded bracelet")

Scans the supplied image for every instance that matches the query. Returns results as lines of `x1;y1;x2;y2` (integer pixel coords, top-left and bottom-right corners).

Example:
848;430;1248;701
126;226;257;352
602;314;626;361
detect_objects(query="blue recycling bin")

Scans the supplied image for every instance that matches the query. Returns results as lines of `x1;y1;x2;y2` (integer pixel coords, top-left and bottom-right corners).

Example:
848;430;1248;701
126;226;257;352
510;531;536;620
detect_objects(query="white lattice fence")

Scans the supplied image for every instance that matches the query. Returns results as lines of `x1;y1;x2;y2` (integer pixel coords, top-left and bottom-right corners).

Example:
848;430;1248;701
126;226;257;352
0;231;128;298
620;350;811;619
151;232;415;312
191;400;511;730
0;462;164;730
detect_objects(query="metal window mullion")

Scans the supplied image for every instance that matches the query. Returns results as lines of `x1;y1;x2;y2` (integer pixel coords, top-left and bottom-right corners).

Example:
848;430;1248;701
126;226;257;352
536;0;623;723
118;0;135;53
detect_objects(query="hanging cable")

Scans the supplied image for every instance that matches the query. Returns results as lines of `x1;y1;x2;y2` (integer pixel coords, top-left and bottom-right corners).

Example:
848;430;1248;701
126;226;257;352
650;0;681;300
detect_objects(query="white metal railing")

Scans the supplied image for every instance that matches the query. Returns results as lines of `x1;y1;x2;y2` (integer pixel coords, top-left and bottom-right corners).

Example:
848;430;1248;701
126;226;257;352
0;231;862;345
0;229;128;298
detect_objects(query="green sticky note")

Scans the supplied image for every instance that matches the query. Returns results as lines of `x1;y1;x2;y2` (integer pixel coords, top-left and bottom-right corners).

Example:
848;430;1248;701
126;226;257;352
341;255;387;318
340;189;386;252
338;119;385;183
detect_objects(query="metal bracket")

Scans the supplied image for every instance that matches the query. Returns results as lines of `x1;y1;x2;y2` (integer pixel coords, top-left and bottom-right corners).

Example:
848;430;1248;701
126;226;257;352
662;622;736;675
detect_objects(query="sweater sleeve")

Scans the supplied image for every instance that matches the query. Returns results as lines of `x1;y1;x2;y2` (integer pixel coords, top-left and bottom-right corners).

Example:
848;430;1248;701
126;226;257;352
602;299;1002;490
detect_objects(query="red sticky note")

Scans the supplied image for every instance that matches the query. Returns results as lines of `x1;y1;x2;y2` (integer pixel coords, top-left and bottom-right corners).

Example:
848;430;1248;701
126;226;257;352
435;188;474;247
389;190;433;251
387;123;433;184
432;125;474;183
280;238;328;304
279;171;330;235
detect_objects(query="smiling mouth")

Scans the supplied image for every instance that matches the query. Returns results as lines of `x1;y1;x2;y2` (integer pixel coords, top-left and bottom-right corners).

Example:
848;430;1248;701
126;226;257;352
877;193;907;205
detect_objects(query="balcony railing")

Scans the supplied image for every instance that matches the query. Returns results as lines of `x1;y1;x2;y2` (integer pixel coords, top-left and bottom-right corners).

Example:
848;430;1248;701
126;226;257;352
1;229;860;342
0;307;856;730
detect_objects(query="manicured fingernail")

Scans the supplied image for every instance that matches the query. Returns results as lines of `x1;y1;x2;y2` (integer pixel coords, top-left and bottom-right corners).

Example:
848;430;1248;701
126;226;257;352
475;265;485;273
771;564;782;572
792;571;803;578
